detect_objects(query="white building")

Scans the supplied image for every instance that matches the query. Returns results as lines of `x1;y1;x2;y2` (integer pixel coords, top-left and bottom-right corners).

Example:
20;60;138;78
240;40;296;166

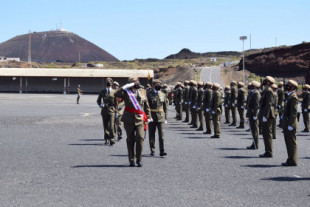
0;56;20;62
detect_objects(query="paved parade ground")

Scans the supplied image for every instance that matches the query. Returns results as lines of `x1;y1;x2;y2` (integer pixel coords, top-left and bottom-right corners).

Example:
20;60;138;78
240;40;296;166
1;94;310;207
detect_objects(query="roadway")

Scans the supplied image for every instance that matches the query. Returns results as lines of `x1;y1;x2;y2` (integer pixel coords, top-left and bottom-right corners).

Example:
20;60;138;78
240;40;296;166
0;94;309;206
199;66;223;86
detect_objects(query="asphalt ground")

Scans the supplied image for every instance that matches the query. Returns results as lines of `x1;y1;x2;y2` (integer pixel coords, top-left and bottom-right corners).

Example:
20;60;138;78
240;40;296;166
0;94;310;207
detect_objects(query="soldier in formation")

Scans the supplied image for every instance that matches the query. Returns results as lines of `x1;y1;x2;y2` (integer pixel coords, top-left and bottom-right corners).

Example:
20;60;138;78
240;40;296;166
301;84;310;132
230;81;238;126
196;82;205;131
113;81;124;140
223;86;231;124
236;82;245;128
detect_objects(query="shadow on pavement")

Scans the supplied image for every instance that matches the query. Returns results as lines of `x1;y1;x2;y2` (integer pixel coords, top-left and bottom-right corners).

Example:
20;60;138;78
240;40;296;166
217;147;247;151
185;136;209;139
301;157;310;159
261;177;310;181
224;156;257;159
69;143;106;146
72;164;128;168
231;133;250;136
242;164;280;168
79;139;105;142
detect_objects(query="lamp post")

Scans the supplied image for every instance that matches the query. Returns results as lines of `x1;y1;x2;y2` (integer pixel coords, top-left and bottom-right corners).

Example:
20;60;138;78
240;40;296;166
240;36;247;83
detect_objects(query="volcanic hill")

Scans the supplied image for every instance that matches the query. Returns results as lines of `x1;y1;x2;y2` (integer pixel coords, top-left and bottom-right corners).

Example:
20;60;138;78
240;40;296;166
0;30;118;63
165;48;240;59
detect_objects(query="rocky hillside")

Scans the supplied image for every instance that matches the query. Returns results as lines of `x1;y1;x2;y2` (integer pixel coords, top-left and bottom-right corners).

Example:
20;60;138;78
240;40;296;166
240;42;310;83
165;48;240;59
0;30;118;63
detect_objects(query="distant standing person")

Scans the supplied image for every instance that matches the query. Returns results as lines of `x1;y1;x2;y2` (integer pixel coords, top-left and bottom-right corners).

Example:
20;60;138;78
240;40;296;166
77;85;83;104
113;81;124;140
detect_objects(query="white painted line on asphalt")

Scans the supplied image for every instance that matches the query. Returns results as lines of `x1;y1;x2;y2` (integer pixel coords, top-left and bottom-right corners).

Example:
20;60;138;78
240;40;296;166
293;175;302;178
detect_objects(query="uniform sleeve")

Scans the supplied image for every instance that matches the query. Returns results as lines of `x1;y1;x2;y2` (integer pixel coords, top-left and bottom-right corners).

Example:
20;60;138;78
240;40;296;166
288;96;298;127
114;88;126;98
253;93;260;116
144;96;151;119
163;95;168;120
261;90;273;118
97;91;103;106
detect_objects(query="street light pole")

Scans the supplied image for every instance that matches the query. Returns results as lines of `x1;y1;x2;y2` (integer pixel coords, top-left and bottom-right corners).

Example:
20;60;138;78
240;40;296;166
240;36;247;83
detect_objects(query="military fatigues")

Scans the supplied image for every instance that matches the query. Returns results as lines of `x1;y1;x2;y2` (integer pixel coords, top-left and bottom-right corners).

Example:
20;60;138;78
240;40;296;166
258;87;275;157
114;88;151;164
224;91;231;124
301;90;310;132
247;89;261;148
283;91;299;165
272;91;278;139
237;88;246;128
188;87;193;124
176;87;183;120
196;87;205;130
97;88;117;144
115;97;125;139
147;89;168;154
230;86;237;125
161;88;169;119
277;88;285;127
211;89;222;137
183;86;190;122
191;86;198;127
203;88;213;133
77;87;82;104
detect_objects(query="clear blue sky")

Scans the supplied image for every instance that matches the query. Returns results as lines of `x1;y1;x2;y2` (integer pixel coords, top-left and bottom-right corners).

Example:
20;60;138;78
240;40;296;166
1;0;309;60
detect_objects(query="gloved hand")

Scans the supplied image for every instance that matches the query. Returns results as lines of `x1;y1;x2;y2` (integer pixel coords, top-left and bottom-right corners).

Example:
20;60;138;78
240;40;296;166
280;115;283;120
225;104;228;107
212;111;215;114
164;120;168;124
148;118;153;123
198;107;200;110
115;113;119;118
241;106;244;109
193;106;196;109
288;126;293;131
278;105;281;109
100;103;104;108
122;83;135;90
189;102;192;105
232;103;235;107
206;108;210;112
304;109;308;112
262;116;267;122
253;116;257;120
185;102;187;104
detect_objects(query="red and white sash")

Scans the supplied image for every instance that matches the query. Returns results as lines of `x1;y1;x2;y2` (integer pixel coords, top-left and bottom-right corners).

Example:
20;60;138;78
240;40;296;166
126;89;142;112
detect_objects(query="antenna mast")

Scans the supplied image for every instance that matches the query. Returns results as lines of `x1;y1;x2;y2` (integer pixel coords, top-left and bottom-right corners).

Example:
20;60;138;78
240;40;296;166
28;30;32;65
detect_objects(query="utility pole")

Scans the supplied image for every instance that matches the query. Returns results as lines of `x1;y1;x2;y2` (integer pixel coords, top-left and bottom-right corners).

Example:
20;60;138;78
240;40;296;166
239;36;247;83
28;30;32;66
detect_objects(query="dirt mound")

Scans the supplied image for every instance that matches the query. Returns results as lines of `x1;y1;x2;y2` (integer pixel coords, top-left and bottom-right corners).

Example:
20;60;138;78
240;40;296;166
240;42;310;83
0;31;118;63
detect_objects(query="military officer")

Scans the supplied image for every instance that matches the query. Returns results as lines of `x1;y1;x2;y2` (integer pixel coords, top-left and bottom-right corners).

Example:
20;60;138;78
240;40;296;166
190;81;198;128
77;85;83;104
282;80;299;166
224;86;231;124
277;81;285;128
113;81;124;140
114;77;151;167
97;78;117;145
258;76;276;158
210;83;222;138
183;80;190;122
147;79;168;156
271;84;278;139
246;81;261;149
203;82;213;134
196;82;205;131
301;84;310;132
236;82;246;128
229;81;238;126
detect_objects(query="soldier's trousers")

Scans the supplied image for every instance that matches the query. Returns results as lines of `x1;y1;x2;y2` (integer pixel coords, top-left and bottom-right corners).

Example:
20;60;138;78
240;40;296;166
178;104;183;120
224;107;231;123
77;95;80;104
149;122;165;153
283;126;297;165
101;113;115;141
278;111;283;127
191;108;198;126
261;118;274;156
302;111;309;131
116;114;123;137
212;113;221;136
124;123;144;163
237;108;245;126
197;109;205;128
185;104;190;122
249;117;259;148
272;114;278;139
231;106;237;124
204;111;212;133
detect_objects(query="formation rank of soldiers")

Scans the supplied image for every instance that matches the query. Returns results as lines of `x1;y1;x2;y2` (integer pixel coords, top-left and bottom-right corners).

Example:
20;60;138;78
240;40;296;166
95;76;310;167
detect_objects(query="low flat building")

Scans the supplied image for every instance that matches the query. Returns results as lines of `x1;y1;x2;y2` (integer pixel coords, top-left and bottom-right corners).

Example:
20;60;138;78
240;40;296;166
0;68;154;94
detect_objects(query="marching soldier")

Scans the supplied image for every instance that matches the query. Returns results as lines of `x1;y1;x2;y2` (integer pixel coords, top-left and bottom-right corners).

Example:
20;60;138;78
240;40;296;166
203;82;213;134
246;81;261;149
210;83;222;138
114;77;151;167
147;79;168;156
97;78;117;145
277;81;285;128
236;82;246;128
190;81;198;128
113;81;124;140
183;80;190;122
195;82;205;131
224;86;231;124
301;84;310;132
282;80;299;166
258;76;276;158
271;84;278;139
229;81;237;126
77;85;83;104
175;82;183;120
